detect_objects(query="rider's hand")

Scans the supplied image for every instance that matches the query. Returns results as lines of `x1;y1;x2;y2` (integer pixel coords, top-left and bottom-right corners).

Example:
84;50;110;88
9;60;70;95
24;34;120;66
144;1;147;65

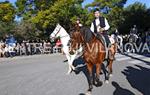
100;28;105;33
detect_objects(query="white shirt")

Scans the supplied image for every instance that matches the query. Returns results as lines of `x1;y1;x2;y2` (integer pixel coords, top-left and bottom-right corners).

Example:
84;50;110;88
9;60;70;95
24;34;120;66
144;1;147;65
5;47;9;52
90;17;110;33
79;23;83;27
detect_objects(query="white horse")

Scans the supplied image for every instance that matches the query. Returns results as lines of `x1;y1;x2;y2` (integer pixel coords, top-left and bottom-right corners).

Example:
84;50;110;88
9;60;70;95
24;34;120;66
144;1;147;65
50;24;81;74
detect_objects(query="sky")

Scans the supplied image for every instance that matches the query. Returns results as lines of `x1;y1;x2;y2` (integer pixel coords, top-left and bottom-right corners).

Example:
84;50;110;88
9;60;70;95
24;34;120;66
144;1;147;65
0;0;150;8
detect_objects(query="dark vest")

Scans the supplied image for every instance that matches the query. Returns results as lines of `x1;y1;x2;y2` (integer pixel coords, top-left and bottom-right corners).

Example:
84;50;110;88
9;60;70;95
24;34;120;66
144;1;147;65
93;17;105;33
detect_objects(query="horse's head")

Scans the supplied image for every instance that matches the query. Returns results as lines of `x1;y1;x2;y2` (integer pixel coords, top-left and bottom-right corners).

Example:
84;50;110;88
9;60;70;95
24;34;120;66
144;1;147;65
50;23;62;41
69;29;83;55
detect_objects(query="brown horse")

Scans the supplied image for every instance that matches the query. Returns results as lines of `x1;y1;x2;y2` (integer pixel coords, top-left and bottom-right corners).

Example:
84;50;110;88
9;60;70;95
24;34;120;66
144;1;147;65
69;27;116;94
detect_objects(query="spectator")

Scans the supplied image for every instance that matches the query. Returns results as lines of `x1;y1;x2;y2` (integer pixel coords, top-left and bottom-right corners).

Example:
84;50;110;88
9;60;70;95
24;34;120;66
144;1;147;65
4;44;10;57
15;43;21;56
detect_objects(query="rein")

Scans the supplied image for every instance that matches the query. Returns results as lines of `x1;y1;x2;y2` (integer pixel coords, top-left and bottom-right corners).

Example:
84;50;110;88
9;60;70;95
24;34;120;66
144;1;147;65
53;27;62;37
53;26;69;39
59;34;69;39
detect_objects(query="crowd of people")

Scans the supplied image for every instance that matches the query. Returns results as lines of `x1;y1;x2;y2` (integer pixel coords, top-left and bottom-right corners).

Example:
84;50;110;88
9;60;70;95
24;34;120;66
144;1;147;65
0;39;62;58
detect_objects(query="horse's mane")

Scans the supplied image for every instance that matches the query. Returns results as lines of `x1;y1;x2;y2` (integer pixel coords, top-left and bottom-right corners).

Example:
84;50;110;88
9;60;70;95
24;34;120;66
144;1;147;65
80;27;94;43
69;26;94;43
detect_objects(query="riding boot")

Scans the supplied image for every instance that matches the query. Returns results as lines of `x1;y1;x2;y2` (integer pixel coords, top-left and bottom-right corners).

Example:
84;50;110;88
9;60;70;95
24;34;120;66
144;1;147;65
102;32;111;59
95;33;105;46
103;34;111;47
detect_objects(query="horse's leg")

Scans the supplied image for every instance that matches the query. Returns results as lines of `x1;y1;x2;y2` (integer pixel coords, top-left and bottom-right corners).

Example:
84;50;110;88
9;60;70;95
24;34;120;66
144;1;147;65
109;45;115;74
105;59;113;84
108;59;113;76
94;63;103;87
120;37;123;53
106;46;115;83
86;63;93;94
65;54;72;74
63;46;75;74
66;53;77;74
70;52;77;70
133;43;135;53
109;45;115;60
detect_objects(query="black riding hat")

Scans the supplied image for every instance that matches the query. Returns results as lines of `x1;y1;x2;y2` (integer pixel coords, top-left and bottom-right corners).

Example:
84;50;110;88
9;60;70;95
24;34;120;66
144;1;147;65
94;8;100;12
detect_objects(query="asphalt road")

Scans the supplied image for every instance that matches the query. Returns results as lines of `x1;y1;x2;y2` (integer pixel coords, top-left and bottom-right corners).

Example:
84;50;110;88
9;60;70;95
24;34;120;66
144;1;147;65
0;53;150;95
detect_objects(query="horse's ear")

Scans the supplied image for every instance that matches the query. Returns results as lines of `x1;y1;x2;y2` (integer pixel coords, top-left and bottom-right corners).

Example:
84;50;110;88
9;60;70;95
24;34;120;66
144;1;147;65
56;23;60;27
74;23;80;32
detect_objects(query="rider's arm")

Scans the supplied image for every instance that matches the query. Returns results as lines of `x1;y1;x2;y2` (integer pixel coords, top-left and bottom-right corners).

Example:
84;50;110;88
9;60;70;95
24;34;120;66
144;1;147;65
90;23;94;33
104;18;110;31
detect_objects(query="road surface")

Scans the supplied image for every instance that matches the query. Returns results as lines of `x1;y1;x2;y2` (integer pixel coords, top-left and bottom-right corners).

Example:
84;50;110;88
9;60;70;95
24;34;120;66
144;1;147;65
0;53;150;95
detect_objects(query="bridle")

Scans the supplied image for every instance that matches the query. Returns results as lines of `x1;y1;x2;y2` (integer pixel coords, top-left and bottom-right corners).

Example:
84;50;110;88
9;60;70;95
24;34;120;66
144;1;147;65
51;25;69;39
53;26;62;37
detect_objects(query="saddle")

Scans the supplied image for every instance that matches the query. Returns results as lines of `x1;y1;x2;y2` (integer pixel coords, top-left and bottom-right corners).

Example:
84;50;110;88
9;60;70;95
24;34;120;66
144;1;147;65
95;33;109;59
95;33;108;47
95;33;115;60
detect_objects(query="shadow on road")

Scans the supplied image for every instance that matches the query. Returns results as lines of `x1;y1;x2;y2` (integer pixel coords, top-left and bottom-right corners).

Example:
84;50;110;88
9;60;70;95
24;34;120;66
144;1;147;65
123;53;150;66
73;56;109;95
122;65;150;95
73;56;108;82
79;93;86;95
112;81;135;95
137;53;150;57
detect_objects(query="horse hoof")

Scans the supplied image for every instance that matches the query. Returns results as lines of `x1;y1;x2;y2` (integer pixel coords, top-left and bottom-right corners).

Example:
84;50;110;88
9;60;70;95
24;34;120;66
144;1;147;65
66;70;72;75
97;81;103;87
66;72;70;75
109;74;113;77
85;91;92;95
72;66;75;71
105;80;109;84
94;81;103;87
74;69;80;74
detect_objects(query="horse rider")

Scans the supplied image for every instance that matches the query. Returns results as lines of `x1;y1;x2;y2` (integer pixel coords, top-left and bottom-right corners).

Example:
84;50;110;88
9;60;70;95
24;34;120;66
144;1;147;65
90;8;110;59
130;25;138;34
74;17;83;54
130;25;138;40
74;17;83;30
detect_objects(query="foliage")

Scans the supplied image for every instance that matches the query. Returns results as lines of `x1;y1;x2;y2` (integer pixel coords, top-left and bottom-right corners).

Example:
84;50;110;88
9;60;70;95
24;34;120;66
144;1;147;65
0;1;16;22
13;20;42;41
31;0;85;31
85;0;127;34
119;2;150;34
0;0;150;41
0;21;16;39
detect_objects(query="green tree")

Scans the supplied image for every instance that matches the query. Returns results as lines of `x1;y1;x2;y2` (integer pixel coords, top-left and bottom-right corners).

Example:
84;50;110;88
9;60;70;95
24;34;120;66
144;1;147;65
13;20;42;41
15;0;87;35
31;0;85;30
15;0;56;20
85;0;127;13
0;1;16;22
0;21;17;40
119;2;149;34
13;21;41;40
85;0;127;34
0;1;16;40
